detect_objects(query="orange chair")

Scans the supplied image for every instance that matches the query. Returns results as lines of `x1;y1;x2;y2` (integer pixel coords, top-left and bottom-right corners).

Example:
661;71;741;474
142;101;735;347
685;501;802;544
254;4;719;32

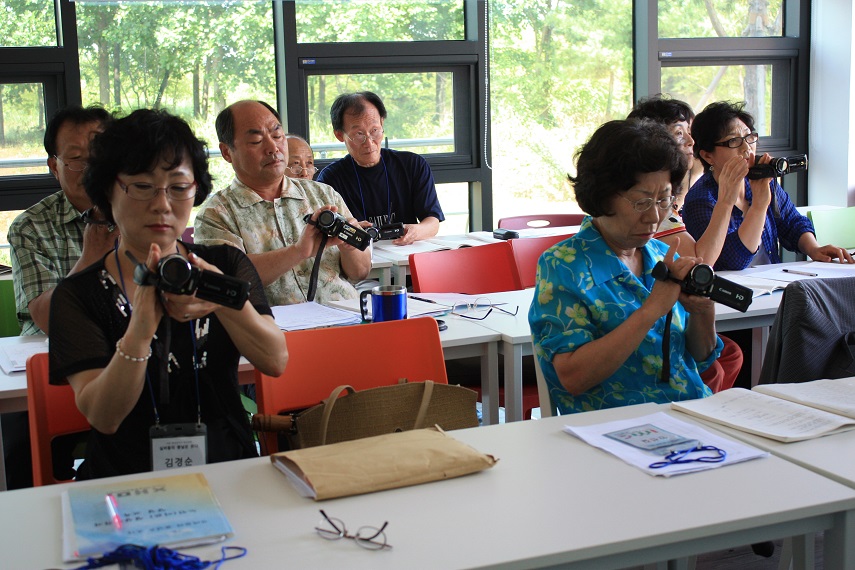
509;234;575;289
497;213;585;230
26;352;89;486
255;318;449;454
409;241;522;294
409;242;539;419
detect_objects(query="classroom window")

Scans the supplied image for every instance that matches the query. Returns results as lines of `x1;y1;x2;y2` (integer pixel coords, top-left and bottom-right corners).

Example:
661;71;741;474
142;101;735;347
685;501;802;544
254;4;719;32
0;0;58;47
75;0;276;145
0;82;49;178
658;0;785;39
488;0;631;225
306;71;456;159
660;62;783;136
295;0;465;43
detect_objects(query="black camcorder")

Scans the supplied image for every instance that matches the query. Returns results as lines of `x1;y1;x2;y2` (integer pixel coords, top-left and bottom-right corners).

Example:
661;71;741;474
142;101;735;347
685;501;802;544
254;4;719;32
130;253;250;310
303;210;371;251
747;154;808;180
652;261;752;313
366;222;406;241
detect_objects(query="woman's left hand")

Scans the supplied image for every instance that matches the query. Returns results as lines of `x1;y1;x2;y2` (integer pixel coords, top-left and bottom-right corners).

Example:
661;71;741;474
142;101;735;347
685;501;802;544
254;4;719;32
160;252;226;322
806;244;855;264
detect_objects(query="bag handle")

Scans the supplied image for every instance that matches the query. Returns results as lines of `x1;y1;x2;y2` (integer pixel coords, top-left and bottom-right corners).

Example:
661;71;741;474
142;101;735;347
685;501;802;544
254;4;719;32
413;380;435;430
319;385;355;446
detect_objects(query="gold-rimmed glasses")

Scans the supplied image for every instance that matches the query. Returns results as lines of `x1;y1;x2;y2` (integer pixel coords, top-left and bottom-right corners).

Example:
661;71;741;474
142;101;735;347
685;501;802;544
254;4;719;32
115;177;198;201
450;297;519;320
286;165;318;177
54;155;87;172
315;510;391;550
620;194;677;213
343;127;385;145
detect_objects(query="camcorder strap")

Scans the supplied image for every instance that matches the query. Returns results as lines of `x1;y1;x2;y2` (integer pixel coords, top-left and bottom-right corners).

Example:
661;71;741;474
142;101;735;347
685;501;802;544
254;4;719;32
305;232;329;302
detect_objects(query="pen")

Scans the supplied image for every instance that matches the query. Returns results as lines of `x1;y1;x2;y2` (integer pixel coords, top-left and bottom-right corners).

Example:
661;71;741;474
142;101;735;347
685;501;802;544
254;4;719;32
408;295;438;304
105;493;123;531
782;269;818;277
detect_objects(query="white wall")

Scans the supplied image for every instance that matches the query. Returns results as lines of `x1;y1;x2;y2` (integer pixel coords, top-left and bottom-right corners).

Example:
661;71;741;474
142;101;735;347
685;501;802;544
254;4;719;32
809;0;855;206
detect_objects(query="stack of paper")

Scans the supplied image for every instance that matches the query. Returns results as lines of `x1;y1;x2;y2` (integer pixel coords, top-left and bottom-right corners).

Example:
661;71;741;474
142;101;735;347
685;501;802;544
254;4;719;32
0;341;49;374
270;302;361;331
563;411;767;477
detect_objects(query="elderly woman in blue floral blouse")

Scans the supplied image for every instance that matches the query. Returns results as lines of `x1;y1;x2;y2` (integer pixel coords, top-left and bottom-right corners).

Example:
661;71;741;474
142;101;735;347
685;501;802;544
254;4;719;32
529;119;722;414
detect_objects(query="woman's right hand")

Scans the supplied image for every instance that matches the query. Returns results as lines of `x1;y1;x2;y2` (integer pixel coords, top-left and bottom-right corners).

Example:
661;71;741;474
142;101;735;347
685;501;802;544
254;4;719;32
716;155;749;208
648;240;701;317
126;243;165;341
747;152;774;208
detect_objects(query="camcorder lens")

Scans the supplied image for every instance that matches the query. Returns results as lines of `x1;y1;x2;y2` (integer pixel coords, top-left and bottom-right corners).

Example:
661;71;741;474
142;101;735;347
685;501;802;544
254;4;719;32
159;256;192;288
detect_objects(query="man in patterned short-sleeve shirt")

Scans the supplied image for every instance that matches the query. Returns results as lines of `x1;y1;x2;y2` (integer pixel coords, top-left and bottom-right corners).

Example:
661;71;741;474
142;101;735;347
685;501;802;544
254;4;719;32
194;100;371;306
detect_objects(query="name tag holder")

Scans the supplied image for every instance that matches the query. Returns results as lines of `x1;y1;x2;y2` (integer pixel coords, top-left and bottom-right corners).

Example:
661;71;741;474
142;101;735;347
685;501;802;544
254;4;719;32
150;423;207;471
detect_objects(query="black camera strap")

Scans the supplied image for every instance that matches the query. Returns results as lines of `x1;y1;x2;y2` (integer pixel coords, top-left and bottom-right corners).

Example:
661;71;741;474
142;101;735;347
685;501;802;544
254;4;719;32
661;310;672;384
305;232;329;302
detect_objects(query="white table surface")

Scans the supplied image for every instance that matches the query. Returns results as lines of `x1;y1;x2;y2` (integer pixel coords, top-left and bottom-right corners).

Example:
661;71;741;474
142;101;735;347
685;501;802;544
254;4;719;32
1;404;854;569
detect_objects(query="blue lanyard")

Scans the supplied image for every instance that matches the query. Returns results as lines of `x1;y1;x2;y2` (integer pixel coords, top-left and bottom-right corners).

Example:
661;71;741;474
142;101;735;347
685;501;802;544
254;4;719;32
350;151;392;224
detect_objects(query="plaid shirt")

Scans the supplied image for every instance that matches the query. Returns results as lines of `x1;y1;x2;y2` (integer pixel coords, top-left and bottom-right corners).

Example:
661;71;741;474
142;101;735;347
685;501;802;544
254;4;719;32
8;191;85;335
193;176;359;306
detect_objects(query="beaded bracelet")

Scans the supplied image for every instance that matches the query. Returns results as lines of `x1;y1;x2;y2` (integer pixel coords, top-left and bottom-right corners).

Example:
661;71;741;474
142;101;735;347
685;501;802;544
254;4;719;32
115;338;152;362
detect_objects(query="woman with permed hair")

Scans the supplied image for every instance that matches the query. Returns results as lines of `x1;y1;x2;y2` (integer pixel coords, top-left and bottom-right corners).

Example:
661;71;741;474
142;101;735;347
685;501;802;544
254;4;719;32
48;108;287;479
529;119;722;414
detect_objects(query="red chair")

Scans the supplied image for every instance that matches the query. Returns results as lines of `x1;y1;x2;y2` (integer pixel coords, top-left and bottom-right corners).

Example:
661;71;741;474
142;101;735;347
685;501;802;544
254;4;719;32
255;318;449;454
497;213;585;230
409;242;539;419
409;241;522;294
26;352;89;486
509;234;575;289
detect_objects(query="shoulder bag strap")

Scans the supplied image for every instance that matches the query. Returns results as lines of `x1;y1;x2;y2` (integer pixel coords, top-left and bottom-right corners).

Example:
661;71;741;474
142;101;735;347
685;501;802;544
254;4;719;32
319;385;355;446
412;380;435;430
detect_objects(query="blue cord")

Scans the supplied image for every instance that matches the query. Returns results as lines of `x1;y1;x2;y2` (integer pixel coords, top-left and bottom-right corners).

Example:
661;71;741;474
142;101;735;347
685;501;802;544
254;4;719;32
74;544;247;570
648;445;727;469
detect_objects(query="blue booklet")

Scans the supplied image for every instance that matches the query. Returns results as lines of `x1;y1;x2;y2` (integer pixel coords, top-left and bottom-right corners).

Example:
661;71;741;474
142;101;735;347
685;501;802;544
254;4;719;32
61;472;233;561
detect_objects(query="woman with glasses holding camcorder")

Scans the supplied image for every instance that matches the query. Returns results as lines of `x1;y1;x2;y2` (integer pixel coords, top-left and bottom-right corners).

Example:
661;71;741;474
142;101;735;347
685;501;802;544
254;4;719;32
48;109;287;480
683;100;853;271
529;119;722;415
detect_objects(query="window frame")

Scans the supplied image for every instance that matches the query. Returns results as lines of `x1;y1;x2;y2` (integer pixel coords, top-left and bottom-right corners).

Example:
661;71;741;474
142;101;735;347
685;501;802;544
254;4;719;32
0;0;83;209
634;0;810;205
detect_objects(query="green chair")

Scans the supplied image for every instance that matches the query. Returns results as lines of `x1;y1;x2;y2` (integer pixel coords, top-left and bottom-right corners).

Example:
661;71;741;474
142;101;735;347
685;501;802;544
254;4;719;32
807;207;855;250
0;278;21;337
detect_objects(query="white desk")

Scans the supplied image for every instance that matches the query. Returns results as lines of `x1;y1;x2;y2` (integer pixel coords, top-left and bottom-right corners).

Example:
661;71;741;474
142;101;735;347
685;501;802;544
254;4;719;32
1;405;854;569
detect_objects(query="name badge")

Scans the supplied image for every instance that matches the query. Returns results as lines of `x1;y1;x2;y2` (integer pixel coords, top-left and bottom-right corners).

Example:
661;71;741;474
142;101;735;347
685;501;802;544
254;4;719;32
150;423;207;471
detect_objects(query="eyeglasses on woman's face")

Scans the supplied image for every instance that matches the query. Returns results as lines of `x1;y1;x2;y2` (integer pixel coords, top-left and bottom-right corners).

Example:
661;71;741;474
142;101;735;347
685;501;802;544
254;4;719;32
115;178;198;201
620;194;677;213
713;132;758;148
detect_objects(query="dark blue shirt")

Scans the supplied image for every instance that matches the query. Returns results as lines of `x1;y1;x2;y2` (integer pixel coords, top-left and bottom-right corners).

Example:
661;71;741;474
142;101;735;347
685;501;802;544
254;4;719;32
317;148;444;227
683;171;814;271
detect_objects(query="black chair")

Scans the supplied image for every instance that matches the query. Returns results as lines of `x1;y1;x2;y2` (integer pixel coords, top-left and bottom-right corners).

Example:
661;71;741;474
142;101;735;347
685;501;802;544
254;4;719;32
759;276;855;384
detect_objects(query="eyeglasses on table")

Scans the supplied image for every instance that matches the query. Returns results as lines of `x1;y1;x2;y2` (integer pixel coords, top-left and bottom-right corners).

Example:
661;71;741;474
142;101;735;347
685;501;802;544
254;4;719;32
315;510;392;550
449;297;519;320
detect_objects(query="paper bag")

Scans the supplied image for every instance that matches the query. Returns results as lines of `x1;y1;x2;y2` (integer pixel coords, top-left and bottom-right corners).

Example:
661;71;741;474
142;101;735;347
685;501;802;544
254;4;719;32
270;427;498;500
